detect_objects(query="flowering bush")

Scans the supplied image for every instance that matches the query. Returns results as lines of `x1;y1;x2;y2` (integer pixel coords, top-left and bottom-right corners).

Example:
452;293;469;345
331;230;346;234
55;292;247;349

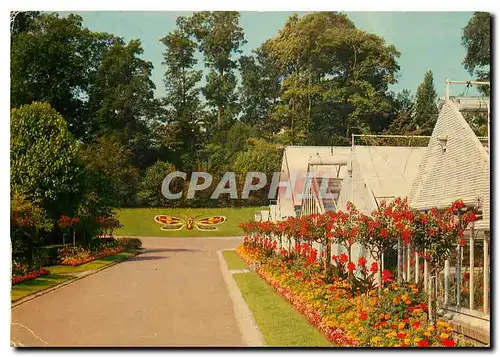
12;261;50;285
237;245;470;347
57;245;124;266
96;216;123;238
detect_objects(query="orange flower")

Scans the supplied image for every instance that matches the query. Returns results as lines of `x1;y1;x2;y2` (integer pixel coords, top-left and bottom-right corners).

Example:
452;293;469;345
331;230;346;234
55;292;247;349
384;313;390;320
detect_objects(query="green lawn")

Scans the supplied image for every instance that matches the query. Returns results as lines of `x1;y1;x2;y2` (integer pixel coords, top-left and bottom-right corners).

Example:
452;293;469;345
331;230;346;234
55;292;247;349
11;274;74;302
114;207;265;237
12;252;136;302
233;272;331;347
46;252;135;275
223;250;249;270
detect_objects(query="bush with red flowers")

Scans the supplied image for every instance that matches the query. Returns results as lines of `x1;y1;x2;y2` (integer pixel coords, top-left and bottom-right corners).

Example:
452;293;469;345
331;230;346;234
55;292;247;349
237;197;478;347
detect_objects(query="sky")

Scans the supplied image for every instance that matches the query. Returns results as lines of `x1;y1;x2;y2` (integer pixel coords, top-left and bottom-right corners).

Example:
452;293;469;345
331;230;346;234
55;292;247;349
59;11;478;98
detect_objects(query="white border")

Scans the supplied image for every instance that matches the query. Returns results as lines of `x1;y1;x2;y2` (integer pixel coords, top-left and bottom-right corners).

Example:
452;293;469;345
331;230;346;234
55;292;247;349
2;1;498;356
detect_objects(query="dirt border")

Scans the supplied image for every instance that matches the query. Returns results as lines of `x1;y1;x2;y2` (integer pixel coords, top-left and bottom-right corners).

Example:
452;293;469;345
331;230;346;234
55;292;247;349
11;252;139;309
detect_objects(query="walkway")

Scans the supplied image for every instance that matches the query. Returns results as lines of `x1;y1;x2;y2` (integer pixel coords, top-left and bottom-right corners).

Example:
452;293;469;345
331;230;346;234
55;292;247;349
11;237;244;347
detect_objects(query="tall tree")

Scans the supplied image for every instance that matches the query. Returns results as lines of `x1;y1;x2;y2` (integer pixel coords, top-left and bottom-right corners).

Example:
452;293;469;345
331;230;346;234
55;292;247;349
387;89;415;135
11;102;84;218
88;39;156;143
264;12;400;145
413;71;438;135
160;28;204;171
462;12;491;95
238;46;282;134
179;12;246;127
11;13;116;140
10;11;40;36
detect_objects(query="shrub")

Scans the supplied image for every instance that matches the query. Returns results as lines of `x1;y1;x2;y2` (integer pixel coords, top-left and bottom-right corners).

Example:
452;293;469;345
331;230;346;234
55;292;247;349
88;237;119;253
39;244;67;265
57;245;92;265
117;237;142;251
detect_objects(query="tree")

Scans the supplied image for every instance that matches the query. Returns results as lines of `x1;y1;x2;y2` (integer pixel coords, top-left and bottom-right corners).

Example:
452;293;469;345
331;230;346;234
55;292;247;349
238;46;282;133
11;102;84;218
160;28;204;171
80;136;140;207
462;12;491;95
88;39;157;144
264;12;400;145
138;161;177;207
10;11;40;36
233;139;283;206
11;13;117;140
413;71;438;135
387;89;415;134
180;12;246;127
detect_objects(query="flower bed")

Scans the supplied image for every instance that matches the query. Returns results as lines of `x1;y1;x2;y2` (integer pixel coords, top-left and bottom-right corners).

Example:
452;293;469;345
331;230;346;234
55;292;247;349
12;268;50;286
59;247;125;266
236;245;465;347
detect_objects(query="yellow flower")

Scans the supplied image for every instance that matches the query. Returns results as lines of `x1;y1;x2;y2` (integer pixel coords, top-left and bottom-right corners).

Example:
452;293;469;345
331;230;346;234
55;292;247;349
428;326;435;332
404;338;411;346
424;331;431;337
414;337;422;344
437;320;448;328
398;322;406;329
384;288;389;293
386;331;397;338
371;336;382;344
440;332;449;339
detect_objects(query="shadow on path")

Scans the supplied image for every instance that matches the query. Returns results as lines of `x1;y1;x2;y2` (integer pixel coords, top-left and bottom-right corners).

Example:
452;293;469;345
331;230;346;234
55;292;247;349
142;248;200;254
130;255;168;261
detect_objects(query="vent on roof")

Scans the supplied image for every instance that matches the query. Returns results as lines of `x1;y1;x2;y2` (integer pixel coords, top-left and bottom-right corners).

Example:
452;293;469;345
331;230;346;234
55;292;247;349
438;136;448;152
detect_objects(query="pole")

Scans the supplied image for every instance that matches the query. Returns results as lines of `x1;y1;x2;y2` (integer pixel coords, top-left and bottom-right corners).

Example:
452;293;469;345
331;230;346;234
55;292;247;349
424;250;428;293
444;260;450;307
445;78;450;100
456;245;462;309
397;238;403;283
483;234;489;314
415;252;420;284
469;224;475;310
406;245;411;282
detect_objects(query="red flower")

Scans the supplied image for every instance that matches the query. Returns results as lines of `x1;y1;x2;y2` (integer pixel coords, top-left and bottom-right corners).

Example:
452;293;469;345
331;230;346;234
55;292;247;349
347;262;356;272
382;269;393;283
458;239;466;246
339;253;348;263
442;338;455;347
370;262;378;273
397;332;406;339
412;321;420;328
380;228;388;238
401;229;411;245
358;257;367;266
417;339;429;347
359;311;368;321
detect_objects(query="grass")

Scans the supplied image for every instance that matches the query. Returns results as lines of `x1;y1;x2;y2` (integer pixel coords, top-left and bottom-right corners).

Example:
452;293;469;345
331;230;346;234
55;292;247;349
233;272;331;347
114;207;266;237
11;274;74;302
222;250;248;270
46;252;135;275
12;252;136;302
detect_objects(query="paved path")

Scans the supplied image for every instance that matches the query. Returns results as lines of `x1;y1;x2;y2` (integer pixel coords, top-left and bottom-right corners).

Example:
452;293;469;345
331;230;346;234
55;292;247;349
11;237;244;347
